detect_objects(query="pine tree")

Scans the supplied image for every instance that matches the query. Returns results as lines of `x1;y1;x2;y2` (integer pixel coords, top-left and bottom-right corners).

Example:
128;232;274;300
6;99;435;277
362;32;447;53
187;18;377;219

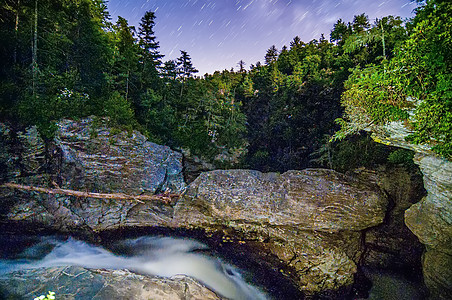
138;10;163;66
237;60;246;73
114;16;139;101
352;13;370;33
265;45;278;65
330;19;350;45
162;60;178;81
177;50;198;79
290;36;303;49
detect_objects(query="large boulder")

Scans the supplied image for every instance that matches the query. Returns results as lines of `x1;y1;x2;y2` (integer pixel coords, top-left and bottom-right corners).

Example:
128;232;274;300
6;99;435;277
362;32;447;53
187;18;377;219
0;266;222;300
55;118;185;194
1;118;185;231
173;169;388;295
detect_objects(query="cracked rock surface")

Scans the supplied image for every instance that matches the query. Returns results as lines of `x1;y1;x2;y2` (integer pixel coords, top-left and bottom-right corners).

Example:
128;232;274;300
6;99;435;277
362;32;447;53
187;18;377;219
173;169;387;295
0;266;223;300
0;118;185;231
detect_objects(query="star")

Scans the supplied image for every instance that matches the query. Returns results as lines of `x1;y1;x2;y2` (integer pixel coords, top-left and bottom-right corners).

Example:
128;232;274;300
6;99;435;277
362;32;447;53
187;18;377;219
107;0;417;75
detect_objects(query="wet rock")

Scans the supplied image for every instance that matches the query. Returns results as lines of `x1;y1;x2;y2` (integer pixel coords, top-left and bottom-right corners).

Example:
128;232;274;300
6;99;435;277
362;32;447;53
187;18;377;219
173;169;388;295
0;266;223;300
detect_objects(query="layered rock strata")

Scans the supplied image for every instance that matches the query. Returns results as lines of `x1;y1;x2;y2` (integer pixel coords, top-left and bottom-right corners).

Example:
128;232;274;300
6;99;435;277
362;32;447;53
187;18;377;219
371;121;452;299
0;118;185;231
173;169;387;295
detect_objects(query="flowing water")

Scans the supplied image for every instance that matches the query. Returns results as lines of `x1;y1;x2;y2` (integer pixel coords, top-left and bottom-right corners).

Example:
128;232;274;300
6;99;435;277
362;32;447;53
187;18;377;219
0;235;268;300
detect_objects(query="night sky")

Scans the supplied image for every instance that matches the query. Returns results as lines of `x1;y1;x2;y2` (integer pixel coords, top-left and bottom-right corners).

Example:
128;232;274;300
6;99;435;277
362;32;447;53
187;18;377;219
107;0;419;75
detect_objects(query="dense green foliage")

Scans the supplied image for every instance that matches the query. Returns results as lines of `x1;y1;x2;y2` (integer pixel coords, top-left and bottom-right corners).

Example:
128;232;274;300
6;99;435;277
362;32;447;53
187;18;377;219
336;0;452;158
1;0;438;171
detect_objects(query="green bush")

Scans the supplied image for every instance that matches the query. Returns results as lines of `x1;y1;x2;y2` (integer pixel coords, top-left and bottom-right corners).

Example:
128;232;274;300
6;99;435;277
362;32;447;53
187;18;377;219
103;92;136;127
34;291;55;300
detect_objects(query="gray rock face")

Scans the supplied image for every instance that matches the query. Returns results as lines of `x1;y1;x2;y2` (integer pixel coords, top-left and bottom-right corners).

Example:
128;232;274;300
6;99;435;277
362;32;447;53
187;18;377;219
0;266;223;300
175;169;386;230
372;124;452;299
55;118;185;194
406;154;452;250
1;118;185;231
0;123;46;181
405;154;452;299
174;169;388;295
1;120;392;296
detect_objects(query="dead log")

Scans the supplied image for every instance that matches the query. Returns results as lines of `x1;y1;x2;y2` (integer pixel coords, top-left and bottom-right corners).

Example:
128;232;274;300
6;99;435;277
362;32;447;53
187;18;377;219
1;183;180;204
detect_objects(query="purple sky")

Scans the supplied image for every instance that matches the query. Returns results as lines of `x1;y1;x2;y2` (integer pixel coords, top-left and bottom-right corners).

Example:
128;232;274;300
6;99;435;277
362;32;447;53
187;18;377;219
107;0;419;75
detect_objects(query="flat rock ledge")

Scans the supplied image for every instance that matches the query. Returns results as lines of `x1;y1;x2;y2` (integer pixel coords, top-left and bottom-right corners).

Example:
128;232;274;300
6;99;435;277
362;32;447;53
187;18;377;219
0;266;223;300
173;169;388;295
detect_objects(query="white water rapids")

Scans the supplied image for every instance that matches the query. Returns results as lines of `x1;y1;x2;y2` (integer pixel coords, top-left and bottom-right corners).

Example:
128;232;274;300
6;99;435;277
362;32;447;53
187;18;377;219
0;236;268;300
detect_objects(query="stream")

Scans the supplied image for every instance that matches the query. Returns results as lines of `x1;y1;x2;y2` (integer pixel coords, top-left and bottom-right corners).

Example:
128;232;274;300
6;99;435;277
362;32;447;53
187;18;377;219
0;233;427;300
0;235;268;300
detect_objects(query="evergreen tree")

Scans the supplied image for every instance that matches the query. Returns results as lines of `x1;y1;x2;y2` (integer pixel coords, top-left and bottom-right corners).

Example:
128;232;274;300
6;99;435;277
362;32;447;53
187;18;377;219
330;19;350;45
177;50;198;79
290;36;303;49
113;16;139;102
161;60;178;81
138;10;163;66
352;13;370;33
265;45;278;65
237;60;246;73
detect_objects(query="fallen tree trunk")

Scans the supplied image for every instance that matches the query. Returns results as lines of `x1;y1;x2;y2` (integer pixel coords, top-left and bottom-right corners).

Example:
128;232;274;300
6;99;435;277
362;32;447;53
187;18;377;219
1;183;180;204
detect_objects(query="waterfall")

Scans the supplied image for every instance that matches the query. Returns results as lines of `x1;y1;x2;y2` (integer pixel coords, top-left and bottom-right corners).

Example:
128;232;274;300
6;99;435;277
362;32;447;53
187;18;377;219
0;236;268;300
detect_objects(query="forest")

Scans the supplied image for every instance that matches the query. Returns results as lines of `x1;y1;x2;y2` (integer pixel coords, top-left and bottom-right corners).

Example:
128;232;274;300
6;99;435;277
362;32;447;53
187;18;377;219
0;0;450;172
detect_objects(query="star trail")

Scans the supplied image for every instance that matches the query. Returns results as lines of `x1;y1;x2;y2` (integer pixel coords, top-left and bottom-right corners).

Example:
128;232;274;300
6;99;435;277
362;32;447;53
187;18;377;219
107;0;418;75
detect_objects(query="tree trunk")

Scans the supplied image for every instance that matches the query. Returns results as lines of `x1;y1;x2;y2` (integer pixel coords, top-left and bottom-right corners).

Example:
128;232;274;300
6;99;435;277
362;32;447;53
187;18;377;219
125;69;129;101
380;20;386;59
32;0;38;95
1;183;180;204
13;0;20;64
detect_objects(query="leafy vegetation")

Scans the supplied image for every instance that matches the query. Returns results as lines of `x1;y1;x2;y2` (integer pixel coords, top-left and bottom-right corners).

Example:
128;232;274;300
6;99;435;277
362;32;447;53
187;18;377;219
34;291;55;300
1;0;444;171
335;0;452;159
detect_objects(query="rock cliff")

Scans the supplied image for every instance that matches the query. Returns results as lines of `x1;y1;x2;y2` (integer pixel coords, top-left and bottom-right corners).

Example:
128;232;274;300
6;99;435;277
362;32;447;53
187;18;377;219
174;169;387;296
372;122;452;299
0;118;185;231
0;119;391;297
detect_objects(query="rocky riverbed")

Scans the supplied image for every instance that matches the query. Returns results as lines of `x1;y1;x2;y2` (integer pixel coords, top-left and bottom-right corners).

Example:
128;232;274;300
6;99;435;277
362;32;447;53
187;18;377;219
0;118;438;299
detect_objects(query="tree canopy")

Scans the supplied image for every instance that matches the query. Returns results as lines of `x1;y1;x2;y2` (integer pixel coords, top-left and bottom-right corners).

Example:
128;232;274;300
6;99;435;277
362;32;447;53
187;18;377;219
1;0;441;171
335;0;452;158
